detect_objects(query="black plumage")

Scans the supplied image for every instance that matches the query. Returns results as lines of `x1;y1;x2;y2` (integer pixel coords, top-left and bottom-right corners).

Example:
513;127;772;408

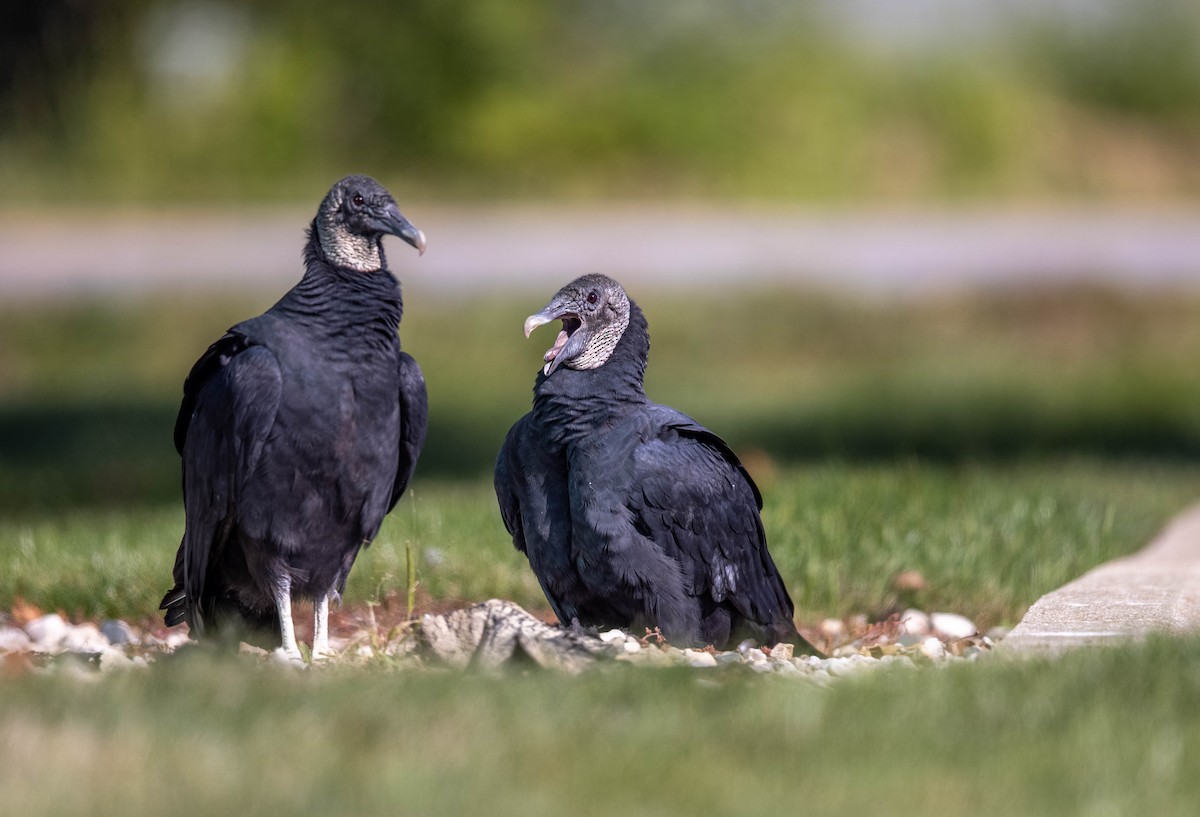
160;175;428;659
495;274;812;651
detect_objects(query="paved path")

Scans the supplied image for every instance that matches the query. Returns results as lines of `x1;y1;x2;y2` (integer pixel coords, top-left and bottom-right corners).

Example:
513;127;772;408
3;206;1200;300
1002;504;1200;654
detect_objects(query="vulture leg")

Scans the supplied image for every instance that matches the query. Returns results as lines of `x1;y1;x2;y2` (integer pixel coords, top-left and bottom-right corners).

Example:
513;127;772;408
273;577;302;660
312;593;332;660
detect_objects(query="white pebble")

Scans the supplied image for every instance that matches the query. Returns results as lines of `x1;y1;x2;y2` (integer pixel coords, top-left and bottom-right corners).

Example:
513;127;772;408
931;612;977;641
920;636;946;660
826;657;862;677
598;629;626;643
899;609;931;636
63;623;110;653
819;618;845;640
0;626;31;653
162;631;191;650
769;643;794;661
622;639;641;654
25;614;68;650
736;639;759;655
99;648;134;672
682;649;717;668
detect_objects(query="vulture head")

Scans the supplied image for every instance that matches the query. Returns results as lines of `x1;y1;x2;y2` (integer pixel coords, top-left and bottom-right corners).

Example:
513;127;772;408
315;175;426;272
524;274;632;377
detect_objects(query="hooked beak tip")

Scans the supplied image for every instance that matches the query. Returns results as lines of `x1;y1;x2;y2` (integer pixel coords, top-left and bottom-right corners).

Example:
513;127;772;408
523;314;551;338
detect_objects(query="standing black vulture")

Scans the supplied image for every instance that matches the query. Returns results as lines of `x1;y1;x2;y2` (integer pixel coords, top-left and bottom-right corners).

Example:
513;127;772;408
159;175;428;660
495;274;813;651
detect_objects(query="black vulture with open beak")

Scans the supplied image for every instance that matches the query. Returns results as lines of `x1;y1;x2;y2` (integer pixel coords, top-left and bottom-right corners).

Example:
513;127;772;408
495;274;813;651
160;175;428;660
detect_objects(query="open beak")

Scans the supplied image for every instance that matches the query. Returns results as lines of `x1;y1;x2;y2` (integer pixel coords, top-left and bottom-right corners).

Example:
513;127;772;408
524;301;584;376
376;202;427;255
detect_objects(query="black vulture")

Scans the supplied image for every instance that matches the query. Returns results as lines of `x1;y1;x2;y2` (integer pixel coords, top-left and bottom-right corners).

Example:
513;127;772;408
159;175;428;660
495;274;813;651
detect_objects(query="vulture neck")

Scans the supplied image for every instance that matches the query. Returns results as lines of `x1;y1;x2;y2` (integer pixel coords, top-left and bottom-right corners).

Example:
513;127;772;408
271;228;404;350
532;303;650;444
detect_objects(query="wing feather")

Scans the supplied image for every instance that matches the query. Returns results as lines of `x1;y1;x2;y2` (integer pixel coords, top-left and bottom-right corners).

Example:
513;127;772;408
629;407;793;627
388;351;428;512
163;335;282;629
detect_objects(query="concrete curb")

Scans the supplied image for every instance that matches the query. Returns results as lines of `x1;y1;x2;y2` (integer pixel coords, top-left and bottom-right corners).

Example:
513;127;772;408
1001;504;1200;654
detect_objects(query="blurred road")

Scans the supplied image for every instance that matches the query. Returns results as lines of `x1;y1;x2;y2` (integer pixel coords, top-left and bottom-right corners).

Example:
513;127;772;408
3;206;1200;300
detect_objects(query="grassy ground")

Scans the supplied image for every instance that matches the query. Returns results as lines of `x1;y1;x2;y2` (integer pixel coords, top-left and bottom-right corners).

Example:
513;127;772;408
3;461;1198;630
3;286;1200;816
2;637;1198;817
3;287;1200;626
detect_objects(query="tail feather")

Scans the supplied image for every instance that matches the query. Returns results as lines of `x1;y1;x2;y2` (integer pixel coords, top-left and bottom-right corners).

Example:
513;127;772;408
159;585;189;628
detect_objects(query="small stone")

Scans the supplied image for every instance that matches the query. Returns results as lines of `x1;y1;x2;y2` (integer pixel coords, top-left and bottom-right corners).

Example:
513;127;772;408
162;631;191;650
715;651;743;665
100;619;136;646
0;626;31;653
736;639;759;655
99;648;134;672
25;614;68;650
899;609;931;636
622;639;641;654
770;643;794;661
795;655;822;670
819;618;845;640
919;636;946;660
598;629;626;643
742;647;769;665
931;612;977;641
682;649;718;668
773;660;802;676
826;657;861;677
64;623;111;653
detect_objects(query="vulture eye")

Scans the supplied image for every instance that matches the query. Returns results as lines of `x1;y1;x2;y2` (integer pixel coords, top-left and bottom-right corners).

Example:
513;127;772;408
586;291;598;305
352;193;364;207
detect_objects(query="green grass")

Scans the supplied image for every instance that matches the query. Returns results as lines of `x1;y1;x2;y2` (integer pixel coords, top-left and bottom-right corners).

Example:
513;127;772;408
4;287;1200;627
2;637;1199;817
7;286;1200;510
3;461;1197;630
2;286;1199;817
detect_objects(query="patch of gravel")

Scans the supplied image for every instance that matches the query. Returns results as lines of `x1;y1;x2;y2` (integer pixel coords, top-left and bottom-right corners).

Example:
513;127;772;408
0;600;1000;680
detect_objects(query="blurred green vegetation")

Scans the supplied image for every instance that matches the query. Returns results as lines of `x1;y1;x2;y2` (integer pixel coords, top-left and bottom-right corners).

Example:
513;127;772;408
3;287;1200;629
2;0;1199;203
4;462;1197;629
3;636;1200;817
5;286;1200;511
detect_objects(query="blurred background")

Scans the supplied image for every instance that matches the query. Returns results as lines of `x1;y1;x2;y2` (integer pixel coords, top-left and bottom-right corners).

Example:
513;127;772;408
3;0;1200;203
2;0;1200;624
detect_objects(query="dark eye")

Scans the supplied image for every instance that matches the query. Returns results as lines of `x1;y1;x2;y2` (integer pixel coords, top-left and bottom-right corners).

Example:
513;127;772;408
586;291;598;305
352;193;364;207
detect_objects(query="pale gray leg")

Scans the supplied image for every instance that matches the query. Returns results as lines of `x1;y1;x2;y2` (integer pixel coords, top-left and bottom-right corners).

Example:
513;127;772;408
273;577;302;661
312;593;332;660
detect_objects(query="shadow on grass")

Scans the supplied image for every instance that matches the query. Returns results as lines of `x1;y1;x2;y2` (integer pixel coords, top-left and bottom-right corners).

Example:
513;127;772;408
4;395;1200;513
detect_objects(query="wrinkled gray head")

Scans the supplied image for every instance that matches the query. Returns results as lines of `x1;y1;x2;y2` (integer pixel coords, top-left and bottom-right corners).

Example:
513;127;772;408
315;175;426;272
524;273;632;376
